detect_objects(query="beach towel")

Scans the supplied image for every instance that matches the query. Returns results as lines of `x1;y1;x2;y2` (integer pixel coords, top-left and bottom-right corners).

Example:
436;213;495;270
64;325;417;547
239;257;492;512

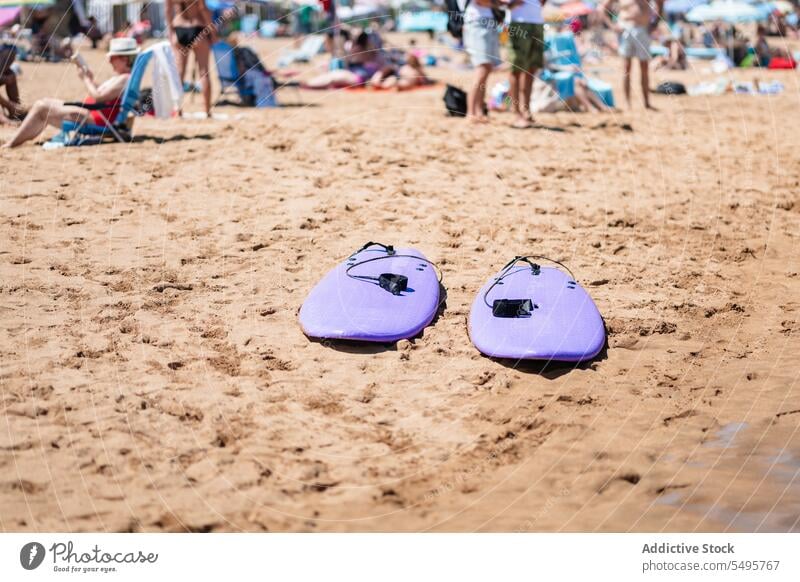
345;82;439;93
768;57;796;70
150;41;183;118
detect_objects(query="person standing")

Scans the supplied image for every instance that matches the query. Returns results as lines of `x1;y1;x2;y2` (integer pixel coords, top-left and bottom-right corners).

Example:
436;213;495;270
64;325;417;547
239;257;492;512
462;0;502;123
507;0;545;128
166;0;215;117
601;0;662;109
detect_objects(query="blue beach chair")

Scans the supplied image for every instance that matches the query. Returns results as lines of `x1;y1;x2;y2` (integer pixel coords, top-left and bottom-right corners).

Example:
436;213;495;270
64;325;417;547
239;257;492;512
45;51;153;148
212;40;256;104
544;32;615;108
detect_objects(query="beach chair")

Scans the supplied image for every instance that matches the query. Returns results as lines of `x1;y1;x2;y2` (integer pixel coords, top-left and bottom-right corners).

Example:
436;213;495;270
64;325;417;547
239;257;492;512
212;40;255;104
212;40;299;106
277;35;325;68
44;51;153;148
544;32;615;108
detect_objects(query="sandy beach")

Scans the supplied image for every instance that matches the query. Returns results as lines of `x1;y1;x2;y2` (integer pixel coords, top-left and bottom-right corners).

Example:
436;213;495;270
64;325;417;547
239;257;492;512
1;33;799;532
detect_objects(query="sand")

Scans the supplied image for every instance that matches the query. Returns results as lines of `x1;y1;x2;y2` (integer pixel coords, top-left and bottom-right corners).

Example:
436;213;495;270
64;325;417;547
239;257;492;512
1;33;799;532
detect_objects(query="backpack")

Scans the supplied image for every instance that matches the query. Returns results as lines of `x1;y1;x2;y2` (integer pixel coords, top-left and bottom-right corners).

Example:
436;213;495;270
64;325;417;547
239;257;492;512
655;81;687;95
443;84;468;117
446;0;470;40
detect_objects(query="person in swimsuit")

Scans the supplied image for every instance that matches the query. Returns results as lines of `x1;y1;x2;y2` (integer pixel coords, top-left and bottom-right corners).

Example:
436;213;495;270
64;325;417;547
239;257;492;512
304;30;383;89
0;44;26;125
601;0;663;109
3;38;137;148
369;54;431;91
166;0;214;116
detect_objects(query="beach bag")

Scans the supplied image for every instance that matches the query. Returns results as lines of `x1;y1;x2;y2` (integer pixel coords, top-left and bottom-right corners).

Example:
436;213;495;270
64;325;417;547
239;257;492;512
768;56;796;69
444;84;468;117
655;81;686;95
446;0;469;40
137;87;155;116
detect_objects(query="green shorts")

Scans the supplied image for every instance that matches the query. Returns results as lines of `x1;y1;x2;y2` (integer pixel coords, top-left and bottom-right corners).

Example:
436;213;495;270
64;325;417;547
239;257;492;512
507;22;544;72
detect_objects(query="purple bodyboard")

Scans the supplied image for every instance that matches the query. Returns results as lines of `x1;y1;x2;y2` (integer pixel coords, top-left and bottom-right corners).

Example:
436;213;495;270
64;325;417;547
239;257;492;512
469;266;605;362
299;247;440;342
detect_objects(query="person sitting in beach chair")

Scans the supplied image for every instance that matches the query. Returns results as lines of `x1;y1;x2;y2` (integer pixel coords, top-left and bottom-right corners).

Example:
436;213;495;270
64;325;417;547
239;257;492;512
4;38;139;148
213;34;300;106
0;44;26;125
532;74;612;114
542;31;616;110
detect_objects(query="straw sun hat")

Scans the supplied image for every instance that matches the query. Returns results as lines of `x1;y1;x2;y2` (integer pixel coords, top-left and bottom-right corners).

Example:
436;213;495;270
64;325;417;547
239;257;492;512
107;38;140;57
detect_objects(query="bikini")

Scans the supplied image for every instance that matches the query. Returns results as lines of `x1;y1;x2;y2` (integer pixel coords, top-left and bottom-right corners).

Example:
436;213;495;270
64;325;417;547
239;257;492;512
175;26;205;48
81;95;122;126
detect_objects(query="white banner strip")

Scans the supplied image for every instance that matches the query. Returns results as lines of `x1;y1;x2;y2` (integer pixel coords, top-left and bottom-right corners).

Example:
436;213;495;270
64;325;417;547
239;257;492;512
1;533;797;581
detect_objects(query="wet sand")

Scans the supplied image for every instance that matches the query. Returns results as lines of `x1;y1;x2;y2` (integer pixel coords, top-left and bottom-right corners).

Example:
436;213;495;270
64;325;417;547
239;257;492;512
1;34;799;532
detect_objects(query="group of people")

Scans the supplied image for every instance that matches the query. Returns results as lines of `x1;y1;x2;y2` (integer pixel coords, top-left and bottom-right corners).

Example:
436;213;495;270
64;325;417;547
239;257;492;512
305;27;432;90
3;0;797;146
1;0;218;148
462;0;659;125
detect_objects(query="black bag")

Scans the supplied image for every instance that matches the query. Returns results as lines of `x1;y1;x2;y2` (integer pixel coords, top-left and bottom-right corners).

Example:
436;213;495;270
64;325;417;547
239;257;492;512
491;7;506;25
136;87;155;115
444;84;468;117
655;81;687;95
446;0;469;40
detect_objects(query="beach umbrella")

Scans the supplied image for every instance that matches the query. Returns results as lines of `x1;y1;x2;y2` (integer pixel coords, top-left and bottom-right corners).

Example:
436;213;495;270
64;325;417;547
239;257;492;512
752;2;777;18
771;0;794;13
686;0;766;22
664;0;708;15
0;5;20;26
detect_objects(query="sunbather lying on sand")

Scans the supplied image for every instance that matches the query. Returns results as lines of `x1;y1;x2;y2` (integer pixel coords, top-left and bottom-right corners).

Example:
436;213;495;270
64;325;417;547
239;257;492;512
3;38;137;148
369;54;431;91
305;30;383;89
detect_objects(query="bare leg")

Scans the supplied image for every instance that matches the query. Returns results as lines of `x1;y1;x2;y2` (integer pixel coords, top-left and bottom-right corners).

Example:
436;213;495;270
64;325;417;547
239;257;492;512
469;64;491;122
172;41;188;116
303;70;362;89
509;70;530;128
587;90;611;112
174;42;188;84
623;57;632;109
521;68;535;120
4;98;88;148
194;38;212;116
572;83;593;112
640;59;654;110
508;70;520;114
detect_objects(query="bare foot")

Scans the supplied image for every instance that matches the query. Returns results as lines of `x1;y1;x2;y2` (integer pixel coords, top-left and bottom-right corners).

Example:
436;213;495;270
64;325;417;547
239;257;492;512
645;104;658;111
468;114;489;124
511;116;533;129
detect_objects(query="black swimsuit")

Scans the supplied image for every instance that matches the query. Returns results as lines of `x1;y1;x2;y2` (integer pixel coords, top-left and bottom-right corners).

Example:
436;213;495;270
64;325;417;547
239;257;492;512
175;26;205;48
